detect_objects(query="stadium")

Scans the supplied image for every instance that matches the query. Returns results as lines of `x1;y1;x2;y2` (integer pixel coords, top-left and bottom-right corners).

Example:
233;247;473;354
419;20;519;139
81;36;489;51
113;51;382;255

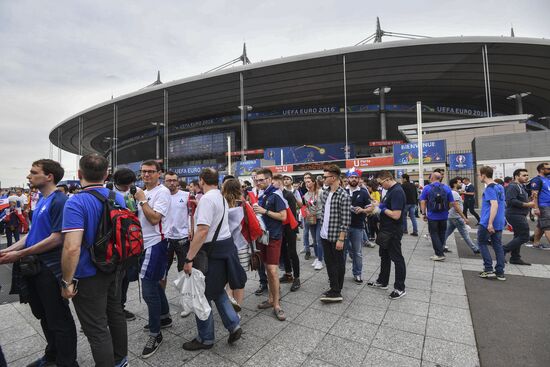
49;28;550;180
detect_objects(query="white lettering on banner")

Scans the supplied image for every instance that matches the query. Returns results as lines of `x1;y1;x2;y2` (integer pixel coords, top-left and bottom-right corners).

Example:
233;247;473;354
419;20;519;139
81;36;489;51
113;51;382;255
400;141;436;150
282;106;338;116
435;106;488;117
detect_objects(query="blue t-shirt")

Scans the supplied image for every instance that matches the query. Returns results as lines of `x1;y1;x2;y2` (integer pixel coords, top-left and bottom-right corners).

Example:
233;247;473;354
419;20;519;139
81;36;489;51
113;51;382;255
62;188;126;279
480;183;506;230
347;187;371;228
530;176;550;207
419;182;455;221
261;192;286;240
25;190;67;278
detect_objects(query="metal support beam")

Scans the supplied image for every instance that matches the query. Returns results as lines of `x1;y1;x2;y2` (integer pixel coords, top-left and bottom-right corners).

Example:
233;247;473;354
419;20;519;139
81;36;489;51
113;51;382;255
164;90;169;169
417;101;424;184
239;72;247;161
343;55;350;159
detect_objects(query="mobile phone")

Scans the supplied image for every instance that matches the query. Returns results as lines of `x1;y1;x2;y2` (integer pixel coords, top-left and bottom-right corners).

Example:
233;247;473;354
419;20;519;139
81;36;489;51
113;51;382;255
72;279;79;293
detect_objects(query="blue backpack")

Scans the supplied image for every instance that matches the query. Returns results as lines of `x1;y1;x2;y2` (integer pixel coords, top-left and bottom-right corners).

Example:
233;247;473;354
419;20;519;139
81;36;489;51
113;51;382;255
427;184;449;213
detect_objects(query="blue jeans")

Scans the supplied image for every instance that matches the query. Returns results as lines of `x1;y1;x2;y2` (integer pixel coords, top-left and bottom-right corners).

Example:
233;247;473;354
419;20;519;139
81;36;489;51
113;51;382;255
141;279;170;335
303;222;311;252
345;227;364;277
307;222;323;261
402;205;418;234
428;219;447;256
477;226;505;275
445;218;479;253
196;291;240;345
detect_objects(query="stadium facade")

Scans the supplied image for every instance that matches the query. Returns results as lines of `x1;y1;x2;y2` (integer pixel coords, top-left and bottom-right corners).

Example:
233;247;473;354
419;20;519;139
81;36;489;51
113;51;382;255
50;35;550;179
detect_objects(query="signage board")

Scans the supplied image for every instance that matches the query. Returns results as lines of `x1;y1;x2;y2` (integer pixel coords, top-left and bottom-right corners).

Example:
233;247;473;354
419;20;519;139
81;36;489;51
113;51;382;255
393;140;446;166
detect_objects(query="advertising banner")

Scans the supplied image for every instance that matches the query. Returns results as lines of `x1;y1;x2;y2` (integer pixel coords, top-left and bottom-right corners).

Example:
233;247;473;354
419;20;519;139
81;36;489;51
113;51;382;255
393;140;446;166
368;140;404;147
234;160;262;176
266;165;294;174
171;163;225;177
264;143;353;165
345;156;394;169
449;153;474;170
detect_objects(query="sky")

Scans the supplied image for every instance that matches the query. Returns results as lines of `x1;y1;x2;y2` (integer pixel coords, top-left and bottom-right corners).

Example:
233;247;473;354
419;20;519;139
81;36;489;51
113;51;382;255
1;0;549;188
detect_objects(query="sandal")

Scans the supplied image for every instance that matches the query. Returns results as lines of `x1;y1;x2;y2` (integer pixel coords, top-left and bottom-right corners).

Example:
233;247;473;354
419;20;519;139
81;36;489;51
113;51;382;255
257;300;273;309
273;308;286;321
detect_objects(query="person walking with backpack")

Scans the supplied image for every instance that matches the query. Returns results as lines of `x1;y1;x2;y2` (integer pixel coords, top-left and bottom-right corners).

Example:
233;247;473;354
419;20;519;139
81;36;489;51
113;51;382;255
419;171;460;261
61;154;129;367
133;160;172;358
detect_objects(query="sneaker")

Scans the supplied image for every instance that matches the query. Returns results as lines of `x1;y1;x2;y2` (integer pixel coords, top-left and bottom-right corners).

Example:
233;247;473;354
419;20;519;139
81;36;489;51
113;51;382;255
410;232;418;237
299;249;306;254
496;273;506;281
290;278;301;292
115;356;128;367
254;284;268;296
142;333;163;358
311;259;319;267
279;273;294;283
367;281;388;290
366;241;376;248
228;327;242;344
354;275;363;284
534;243;550;250
473;249;481;254
430;255;446;261
305;252;311;260
320;290;343;303
443;248;452;253
389;289;406;299
180;310;192;318
26;357;55;367
182;338;213;351
123;309;136;321
479;271;497;279
143;317;173;331
229;296;241;312
510;259;531;266
314;261;324;270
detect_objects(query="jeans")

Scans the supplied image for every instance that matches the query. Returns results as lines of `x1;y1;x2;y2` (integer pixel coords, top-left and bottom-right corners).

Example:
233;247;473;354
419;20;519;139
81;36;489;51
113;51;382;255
504;214;530;261
477;226;505;275
402;205;418;234
72;271;127;367
345;227;363;277
308;222;323;261
445;217;479;253
368;215;379;240
141;279;170;335
377;231;406;291
428;219;447;256
281;225;300;278
196;291;240;345
26;266;78;367
321;239;345;293
463;200;480;222
303;222;311;252
5;227;19;247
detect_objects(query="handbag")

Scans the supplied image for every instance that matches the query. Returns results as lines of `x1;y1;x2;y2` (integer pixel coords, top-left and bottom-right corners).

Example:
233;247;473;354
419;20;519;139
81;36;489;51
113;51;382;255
19;255;42;277
375;230;393;250
242;202;263;271
193;198;226;274
305;193;318;225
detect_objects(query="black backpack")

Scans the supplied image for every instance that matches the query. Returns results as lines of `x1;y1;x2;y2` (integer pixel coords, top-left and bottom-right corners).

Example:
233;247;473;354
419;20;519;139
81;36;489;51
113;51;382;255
427;184;449;213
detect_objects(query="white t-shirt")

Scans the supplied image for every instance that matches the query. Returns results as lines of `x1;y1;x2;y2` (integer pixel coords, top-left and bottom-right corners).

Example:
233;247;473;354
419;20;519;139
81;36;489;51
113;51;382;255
30;192;40;210
320;192;334;240
138;184;171;249
165;190;190;239
194;189;231;243
8;195;27;213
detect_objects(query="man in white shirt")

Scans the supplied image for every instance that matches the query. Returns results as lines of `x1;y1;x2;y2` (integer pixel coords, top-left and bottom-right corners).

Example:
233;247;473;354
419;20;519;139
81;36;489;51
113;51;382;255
134;160;171;358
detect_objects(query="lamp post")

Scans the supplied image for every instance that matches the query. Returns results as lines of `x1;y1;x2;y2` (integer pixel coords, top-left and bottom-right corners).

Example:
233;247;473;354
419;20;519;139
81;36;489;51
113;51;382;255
374;87;391;153
506;92;531;114
237;104;253;161
103;137;118;171
151;122;165;161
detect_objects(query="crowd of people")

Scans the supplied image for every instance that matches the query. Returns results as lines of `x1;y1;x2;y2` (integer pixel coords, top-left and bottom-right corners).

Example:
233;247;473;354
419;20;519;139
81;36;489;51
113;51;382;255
0;155;547;366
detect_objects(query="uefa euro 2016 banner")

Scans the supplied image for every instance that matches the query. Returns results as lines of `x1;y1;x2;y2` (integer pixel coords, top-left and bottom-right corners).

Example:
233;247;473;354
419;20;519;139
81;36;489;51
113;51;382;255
393;140;446;165
234;160;262;176
264;143;353;165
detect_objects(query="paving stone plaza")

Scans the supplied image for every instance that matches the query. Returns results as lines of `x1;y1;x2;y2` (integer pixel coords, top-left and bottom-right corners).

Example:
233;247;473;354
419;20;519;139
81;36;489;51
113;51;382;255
1;219;549;367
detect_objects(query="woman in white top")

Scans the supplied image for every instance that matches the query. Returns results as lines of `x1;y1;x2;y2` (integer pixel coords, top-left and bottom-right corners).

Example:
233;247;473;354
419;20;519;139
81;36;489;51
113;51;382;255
303;176;324;270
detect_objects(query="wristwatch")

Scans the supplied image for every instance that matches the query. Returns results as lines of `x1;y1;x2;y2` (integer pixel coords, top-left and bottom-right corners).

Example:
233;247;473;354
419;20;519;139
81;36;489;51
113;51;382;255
139;200;147;207
61;279;74;289
184;257;193;264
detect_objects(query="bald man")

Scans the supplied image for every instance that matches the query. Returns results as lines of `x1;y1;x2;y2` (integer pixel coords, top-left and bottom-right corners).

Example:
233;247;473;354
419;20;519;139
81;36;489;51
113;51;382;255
419;172;461;261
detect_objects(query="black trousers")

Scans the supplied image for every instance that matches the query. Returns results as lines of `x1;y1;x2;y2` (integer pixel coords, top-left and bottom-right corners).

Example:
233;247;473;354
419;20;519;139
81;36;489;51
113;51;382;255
26;266;78;367
504;214;530;261
377;232;406;291
72;271;127;367
281;225;300;278
321;239;345;293
167;238;189;272
428;219;447;256
463;200;480;222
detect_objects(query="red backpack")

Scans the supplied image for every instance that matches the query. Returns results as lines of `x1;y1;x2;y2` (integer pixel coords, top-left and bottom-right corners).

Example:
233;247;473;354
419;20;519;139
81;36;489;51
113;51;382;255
84;190;144;273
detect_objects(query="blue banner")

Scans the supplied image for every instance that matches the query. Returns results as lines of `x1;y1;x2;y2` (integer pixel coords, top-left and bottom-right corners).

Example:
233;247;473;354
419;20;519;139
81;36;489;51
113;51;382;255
449;153;474;170
393;140;446;166
171;163;225;177
234;159;262;176
264;143;353;165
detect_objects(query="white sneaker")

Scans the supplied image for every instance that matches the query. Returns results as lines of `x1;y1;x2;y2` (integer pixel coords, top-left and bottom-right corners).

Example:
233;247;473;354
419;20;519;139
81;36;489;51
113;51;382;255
314;261;324;270
180;310;192;318
430;255;446;261
311;259;319;267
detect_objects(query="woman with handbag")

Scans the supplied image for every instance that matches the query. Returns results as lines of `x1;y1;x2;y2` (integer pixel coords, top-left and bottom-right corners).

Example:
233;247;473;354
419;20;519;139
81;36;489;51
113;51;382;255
303;175;324;270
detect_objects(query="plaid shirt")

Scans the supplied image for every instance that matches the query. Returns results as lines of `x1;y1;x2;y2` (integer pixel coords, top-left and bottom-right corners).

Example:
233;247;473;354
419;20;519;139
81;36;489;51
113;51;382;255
319;186;352;243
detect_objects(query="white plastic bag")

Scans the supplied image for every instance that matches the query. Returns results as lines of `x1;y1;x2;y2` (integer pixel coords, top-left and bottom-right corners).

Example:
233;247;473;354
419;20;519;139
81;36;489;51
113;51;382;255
173;268;211;320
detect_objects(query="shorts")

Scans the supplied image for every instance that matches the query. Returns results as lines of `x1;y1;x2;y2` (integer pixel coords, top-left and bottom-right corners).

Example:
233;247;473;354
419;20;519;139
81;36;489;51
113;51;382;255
140;239;169;281
237;248;250;270
258;238;282;265
538;206;550;231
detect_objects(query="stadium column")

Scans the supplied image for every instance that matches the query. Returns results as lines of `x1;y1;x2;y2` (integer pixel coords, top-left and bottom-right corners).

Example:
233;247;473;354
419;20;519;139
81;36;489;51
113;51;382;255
164;89;169;170
379;87;387;153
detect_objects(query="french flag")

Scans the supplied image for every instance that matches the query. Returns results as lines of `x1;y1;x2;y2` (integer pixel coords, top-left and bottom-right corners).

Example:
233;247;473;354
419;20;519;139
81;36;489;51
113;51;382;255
227;201;264;248
0;198;9;221
248;189;299;230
